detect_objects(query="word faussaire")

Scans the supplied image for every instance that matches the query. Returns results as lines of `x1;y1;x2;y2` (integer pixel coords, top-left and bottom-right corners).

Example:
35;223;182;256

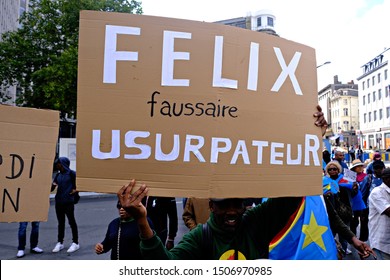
91;130;321;166
147;91;238;118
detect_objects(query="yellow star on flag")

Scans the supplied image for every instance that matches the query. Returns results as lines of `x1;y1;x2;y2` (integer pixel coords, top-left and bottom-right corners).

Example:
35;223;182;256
301;211;328;251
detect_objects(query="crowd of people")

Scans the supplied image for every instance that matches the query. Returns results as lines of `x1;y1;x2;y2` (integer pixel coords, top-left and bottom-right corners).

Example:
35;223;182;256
14;107;390;260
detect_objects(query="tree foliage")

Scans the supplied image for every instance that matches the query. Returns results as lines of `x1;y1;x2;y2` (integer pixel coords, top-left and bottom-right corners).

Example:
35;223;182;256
0;0;142;117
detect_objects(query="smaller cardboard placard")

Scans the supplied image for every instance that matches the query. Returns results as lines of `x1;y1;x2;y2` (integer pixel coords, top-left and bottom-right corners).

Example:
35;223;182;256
0;105;59;222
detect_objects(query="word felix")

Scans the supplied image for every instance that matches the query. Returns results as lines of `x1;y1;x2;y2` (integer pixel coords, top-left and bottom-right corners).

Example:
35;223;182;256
103;26;303;95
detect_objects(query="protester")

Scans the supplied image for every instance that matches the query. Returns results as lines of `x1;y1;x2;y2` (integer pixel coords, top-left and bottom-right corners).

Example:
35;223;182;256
356;145;363;162
51;157;80;253
334;149;349;173
143;196;178;250
95;201;154;259
322;161;357;254
182;198;210;230
360;160;386;242
349;159;367;239
348;145;356;161
365;152;382;174
368;168;390;260
361;160;385;206
16;222;43;258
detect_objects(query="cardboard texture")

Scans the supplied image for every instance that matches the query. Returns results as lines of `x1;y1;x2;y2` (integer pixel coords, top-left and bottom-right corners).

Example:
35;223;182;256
0;105;59;222
77;11;322;198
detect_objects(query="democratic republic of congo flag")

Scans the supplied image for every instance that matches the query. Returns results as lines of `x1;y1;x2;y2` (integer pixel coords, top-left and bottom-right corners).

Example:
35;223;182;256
269;196;337;260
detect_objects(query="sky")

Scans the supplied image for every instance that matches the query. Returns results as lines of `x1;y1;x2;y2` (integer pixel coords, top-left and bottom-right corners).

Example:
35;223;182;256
140;0;389;90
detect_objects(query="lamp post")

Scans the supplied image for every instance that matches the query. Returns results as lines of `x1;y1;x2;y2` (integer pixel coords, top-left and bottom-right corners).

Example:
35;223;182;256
317;61;331;68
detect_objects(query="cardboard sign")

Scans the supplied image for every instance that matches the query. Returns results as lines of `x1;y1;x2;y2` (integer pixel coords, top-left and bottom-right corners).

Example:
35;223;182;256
0;105;59;222
77;11;322;198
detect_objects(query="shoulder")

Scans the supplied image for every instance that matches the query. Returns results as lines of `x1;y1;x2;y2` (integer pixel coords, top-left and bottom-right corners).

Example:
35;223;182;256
370;185;383;196
108;218;120;228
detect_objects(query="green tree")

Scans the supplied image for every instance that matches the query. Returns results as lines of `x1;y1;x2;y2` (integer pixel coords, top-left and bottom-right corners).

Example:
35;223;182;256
0;0;142;117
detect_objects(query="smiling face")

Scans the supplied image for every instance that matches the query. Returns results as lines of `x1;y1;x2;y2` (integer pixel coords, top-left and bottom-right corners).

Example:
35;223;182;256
209;199;245;232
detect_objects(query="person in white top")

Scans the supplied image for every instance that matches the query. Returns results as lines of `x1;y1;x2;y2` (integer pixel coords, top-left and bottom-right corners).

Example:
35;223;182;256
368;168;390;260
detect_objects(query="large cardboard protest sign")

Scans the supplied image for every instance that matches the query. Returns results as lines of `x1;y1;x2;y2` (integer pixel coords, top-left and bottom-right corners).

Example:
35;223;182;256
77;11;322;198
0;105;59;222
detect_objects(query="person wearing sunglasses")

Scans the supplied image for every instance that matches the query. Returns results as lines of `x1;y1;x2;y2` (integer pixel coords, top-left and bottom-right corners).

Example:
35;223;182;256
95;201;154;260
322;161;360;256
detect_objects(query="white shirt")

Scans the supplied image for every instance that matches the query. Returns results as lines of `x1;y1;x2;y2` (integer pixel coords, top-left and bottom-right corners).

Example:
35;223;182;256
368;183;390;254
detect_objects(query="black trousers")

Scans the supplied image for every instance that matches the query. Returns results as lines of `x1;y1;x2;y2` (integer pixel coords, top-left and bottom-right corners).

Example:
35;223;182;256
55;202;79;244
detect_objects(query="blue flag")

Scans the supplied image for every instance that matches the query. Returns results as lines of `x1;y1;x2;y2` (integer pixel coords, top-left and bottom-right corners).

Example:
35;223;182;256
269;196;337;260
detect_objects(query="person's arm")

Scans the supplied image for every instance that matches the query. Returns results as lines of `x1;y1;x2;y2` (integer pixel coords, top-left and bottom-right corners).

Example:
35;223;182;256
324;195;354;242
324;195;374;259
51;172;59;192
182;198;197;230
383;206;390;217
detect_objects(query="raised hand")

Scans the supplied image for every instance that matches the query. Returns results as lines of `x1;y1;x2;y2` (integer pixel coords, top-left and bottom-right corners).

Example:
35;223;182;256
117;179;148;221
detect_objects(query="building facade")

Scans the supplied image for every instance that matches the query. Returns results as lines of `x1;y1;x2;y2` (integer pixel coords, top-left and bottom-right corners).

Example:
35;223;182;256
0;0;29;105
214;10;278;36
318;75;359;147
329;87;359;147
357;48;390;150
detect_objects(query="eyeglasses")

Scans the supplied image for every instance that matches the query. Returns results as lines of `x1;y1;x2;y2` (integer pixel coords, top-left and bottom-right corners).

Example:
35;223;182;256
327;168;338;172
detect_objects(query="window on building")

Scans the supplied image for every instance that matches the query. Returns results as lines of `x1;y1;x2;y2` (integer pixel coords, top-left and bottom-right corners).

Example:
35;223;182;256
364;113;367;123
362;81;365;90
257;17;262;27
387;107;390;118
385;69;388;80
368;93;371;103
378;73;381;83
343;99;348;105
378;89;382;100
234;21;247;29
374;110;377;121
379;109;383;120
363;95;366;105
343;108;348;116
367;78;370;88
343;121;349;130
386;86;389;97
267;17;274;27
373;91;376;101
369;112;372;122
372;76;375;85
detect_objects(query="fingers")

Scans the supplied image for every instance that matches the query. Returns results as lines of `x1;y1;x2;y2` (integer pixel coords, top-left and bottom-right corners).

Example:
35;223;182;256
117;180;148;206
130;184;148;204
117;179;137;198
